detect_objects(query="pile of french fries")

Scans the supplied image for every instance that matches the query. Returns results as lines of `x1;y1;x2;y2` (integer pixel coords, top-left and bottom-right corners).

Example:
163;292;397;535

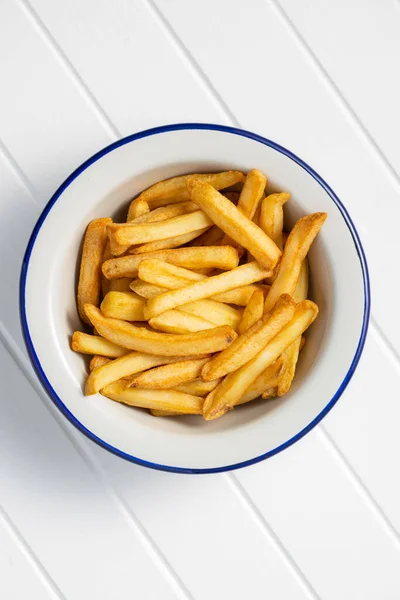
72;169;326;420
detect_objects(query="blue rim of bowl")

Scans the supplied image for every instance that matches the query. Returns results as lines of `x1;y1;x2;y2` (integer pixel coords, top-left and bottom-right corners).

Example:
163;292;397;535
20;123;370;474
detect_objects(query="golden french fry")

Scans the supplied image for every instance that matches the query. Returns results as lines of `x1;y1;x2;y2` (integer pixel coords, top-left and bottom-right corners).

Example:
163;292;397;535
85;351;200;395
77;218;111;323
102;247;240;279
150;410;183;417
220;169;267;246
201;294;295;381
71;331;128;357
204;300;318;420
129;201;198;224
128;171;245;211
129;280;165;298
108;211;213;247
113;200;150;256
213;286;268;306
239;358;283;404
149;310;216;334
178;299;241;329
101;241;113;298
132;266;258;308
137;254;239;292
202;386;217;416
138;259;205;286
126;198;150;223
144;261;271;319
192;225;224;246
100;291;145;321
130;280;241;328
84;304;237;356
109;278;133;293
261;388;278;400
293;259;309;303
101;381;204;414
264;213;326;313
128;357;210;389
203;380;278;415
237;289;264;335
108;228;130;257
173;378;221;396
89;355;111;371
129;227;210;254
187;179;281;269
259;193;290;251
277;259;309;396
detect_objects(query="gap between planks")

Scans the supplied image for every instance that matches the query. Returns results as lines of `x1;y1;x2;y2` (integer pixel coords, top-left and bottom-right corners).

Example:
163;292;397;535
0;501;66;600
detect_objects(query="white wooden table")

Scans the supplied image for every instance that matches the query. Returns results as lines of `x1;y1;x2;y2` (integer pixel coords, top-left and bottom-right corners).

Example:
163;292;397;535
1;1;400;598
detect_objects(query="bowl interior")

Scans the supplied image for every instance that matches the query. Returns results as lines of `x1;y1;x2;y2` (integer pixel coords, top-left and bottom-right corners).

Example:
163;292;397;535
23;127;367;471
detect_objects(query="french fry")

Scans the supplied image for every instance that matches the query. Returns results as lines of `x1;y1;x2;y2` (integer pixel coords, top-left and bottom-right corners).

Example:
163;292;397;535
173;378;221;396
204;300;318;419
187;179;281;269
100;291;145;321
108;229;130;257
84;304;237;356
201;294;295;381
101;381;204;415
264;213;326;313
101;241;113;297
134;265;262;304
237;289;264;335
129;227;210;254
89;355;111;371
126;198;150;222
127;171;245;211
192;225;224;246
149;310;216;334
215;287;264;306
128;357;210;389
261;388;278;400
130;280;241;328
108;211;213;247
102;247;240;279
202;360;282;414
77;218;111;323
277;259;309;396
144;261;271;319
239;358;283;404
178;299;241;329
109;278;133;293
150;410;183;417
129;280;165;298
138;259;205;286
137;255;239;291
85;351;200;395
129;201;198;224
112;201;150;256
221;169;267;246
71;331;128;357
202;386;217;415
259;193;290;251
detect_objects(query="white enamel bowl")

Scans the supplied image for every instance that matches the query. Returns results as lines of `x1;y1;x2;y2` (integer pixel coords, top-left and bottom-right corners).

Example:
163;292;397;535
20;124;370;473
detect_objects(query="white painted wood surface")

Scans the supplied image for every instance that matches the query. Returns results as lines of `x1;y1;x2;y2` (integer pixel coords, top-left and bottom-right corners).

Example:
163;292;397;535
1;1;399;597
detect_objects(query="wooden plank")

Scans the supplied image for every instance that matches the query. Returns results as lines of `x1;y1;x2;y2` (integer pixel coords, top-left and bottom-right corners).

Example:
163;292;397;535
0;338;181;600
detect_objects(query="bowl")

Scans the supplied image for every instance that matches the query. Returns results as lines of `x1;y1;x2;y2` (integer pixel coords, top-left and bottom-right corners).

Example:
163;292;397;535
20;123;370;474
